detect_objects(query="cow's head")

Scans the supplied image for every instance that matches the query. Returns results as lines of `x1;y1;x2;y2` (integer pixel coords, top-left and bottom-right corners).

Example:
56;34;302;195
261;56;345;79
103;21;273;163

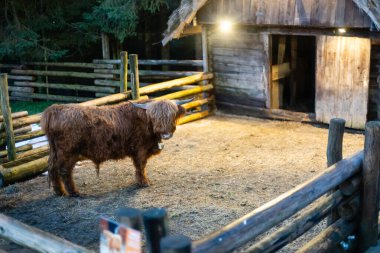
133;99;191;140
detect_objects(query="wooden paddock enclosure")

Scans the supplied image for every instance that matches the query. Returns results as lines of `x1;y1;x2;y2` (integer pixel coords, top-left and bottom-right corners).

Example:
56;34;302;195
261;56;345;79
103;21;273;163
0;53;214;187
2;118;380;252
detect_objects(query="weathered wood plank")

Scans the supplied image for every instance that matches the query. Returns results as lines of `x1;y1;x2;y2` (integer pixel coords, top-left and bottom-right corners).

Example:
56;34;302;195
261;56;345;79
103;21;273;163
315;36;370;129
11;69;114;79
359;121;380;251
0;214;94;253
247;190;344;253
296;218;357;253
25;62;114;69
7;75;35;81
0;74;16;161
13;81;115;93
212;55;266;67
8;86;34;93
213;63;263;74
212;48;265;58
198;0;371;28
10;92;92;102
94;79;121;87
93;59;203;67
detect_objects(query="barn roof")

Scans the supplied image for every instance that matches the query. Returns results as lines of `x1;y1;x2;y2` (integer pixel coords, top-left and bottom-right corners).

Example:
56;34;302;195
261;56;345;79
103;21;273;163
162;0;380;45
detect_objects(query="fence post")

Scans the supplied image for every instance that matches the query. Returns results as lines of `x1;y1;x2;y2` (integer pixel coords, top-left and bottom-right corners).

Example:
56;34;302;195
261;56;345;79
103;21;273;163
326;118;345;225
115;207;142;231
120;51;128;93
143;208;169;253
129;54;140;100
0;74;16;161
161;235;192;253
359;121;380;251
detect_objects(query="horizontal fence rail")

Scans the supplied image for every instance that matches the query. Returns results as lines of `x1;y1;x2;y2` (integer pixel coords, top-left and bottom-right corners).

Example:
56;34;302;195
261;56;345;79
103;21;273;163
0;214;94;253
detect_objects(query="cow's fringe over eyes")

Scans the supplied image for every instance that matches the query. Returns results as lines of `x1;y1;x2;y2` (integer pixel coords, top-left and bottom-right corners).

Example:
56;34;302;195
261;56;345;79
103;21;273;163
146;100;179;131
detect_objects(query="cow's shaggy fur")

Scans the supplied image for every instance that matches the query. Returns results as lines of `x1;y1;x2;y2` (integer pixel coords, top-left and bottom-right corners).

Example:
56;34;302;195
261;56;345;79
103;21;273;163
40;100;185;197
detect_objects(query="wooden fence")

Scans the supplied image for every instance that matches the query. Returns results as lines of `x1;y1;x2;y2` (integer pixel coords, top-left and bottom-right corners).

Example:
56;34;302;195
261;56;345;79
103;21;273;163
2;118;380;252
0;62;214;187
0;54;204;102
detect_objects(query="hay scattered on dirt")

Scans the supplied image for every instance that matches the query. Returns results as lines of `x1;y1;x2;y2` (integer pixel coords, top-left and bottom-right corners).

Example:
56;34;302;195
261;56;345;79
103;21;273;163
0;115;364;252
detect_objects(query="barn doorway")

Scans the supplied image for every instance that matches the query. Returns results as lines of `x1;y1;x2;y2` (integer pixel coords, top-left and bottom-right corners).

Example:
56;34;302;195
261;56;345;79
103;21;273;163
270;35;316;113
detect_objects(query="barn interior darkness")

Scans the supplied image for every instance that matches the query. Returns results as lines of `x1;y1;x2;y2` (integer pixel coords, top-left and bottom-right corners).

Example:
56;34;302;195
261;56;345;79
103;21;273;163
368;44;380;121
272;35;316;113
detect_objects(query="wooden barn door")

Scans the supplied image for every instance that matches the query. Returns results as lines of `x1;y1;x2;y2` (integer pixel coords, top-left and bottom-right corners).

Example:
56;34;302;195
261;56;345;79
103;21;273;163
315;36;371;129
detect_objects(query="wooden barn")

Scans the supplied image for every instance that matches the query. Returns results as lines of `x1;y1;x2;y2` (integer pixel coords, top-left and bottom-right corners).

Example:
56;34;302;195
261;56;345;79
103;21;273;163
162;0;380;129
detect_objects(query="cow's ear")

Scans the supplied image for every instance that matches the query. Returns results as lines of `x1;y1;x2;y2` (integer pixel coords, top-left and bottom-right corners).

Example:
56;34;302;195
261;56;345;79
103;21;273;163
177;105;186;118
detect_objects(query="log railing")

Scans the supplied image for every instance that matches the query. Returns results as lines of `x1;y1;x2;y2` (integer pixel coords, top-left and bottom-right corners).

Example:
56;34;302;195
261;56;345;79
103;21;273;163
0;54;205;102
0;67;214;187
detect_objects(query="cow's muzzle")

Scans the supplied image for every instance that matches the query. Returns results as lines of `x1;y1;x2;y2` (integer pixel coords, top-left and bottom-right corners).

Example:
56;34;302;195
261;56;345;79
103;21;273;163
161;133;173;140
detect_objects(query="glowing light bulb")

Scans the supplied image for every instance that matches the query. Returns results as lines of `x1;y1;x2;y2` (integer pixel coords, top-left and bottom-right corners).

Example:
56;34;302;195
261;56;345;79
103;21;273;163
219;20;233;33
337;28;346;34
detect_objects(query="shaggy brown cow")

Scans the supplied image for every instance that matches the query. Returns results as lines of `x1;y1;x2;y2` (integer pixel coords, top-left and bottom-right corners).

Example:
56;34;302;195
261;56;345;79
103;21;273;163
40;99;188;197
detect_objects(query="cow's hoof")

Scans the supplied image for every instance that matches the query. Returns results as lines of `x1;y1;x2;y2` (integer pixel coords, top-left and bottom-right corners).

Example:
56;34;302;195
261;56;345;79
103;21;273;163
68;192;82;198
137;180;152;187
53;189;66;197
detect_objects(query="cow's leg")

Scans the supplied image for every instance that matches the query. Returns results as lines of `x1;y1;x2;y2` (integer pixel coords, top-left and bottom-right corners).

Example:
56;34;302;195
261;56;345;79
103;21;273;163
132;151;150;186
51;162;66;196
60;157;80;197
48;149;67;196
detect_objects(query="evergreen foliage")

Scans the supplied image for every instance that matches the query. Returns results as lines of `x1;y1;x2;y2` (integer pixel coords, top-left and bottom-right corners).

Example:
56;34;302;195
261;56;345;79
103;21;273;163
0;0;177;61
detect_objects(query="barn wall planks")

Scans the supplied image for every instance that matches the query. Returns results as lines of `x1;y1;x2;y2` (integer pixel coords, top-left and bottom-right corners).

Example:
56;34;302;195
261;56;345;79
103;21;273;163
198;0;371;28
315;36;370;129
207;27;269;108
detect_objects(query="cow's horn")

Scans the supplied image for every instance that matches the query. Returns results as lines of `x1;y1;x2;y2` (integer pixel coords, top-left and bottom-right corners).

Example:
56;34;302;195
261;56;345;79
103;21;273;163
131;102;148;110
173;97;194;105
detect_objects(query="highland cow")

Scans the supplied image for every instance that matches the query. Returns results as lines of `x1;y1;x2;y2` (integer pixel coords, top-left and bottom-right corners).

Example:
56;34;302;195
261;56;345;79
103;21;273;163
40;99;188;197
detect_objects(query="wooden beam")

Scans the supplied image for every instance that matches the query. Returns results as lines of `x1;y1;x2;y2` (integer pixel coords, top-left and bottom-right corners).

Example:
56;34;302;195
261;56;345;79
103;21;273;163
24;62;113;69
0;74;16;161
120;51;128;92
0;214;94;253
13;81;115;93
271;36;286;109
93;59;203;67
296;218;357;253
271;62;291;81
178;111;210;125
202;26;209;72
129;54;140;99
0;111;28;122
290;36;298;106
0;144;32;158
101;33;110;60
246;190;344;253
217;102;316;123
326;118;346;225
139;73;213;95
10;92;92;103
359;121;380;251
154;84;213;100
11;69;114;79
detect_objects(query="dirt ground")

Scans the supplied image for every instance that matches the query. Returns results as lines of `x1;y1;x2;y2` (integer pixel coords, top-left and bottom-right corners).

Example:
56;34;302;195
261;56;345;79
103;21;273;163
0;114;365;252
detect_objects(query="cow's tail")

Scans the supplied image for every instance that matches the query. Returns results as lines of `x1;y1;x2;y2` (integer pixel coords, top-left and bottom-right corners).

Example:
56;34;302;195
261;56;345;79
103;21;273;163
41;109;57;188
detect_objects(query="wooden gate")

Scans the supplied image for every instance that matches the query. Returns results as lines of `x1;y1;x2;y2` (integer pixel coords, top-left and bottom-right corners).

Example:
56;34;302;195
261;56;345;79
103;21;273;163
315;35;371;129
